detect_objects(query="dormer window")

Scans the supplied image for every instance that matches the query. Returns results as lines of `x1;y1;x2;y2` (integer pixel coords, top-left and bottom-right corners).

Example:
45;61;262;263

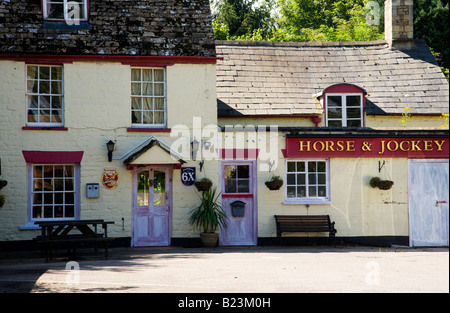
317;83;367;128
43;0;88;22
326;94;363;127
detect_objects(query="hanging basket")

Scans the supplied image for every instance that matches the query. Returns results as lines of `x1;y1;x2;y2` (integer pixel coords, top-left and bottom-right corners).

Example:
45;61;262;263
0;180;7;191
369;177;394;190
194;180;213;192
265;179;283;191
377;180;394;190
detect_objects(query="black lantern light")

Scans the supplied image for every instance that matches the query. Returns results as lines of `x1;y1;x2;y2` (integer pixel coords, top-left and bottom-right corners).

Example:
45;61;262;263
106;140;115;162
191;138;200;161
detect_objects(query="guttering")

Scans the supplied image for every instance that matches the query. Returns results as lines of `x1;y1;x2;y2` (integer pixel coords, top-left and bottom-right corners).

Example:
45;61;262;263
218;115;323;127
283;127;449;138
0;54;223;65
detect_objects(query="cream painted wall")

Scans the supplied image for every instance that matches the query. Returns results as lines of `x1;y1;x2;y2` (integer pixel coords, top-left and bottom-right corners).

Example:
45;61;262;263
256;157;409;238
0;59;445;242
216;126;411;239
366;115;445;129
219;115;445;129
0;60;218;241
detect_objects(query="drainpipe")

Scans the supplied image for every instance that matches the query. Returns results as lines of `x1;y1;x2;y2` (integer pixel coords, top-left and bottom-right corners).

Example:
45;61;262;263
311;116;322;127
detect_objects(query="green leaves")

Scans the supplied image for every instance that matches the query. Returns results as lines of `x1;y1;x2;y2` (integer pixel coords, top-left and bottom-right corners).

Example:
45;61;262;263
212;0;384;42
189;187;228;233
277;0;384;42
212;0;277;39
414;0;449;70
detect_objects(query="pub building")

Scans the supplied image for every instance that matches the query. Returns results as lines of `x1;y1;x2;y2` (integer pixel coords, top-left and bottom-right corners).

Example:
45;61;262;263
0;0;448;251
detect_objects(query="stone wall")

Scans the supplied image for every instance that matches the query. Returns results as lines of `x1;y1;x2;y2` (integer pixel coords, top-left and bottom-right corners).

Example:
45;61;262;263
0;0;216;56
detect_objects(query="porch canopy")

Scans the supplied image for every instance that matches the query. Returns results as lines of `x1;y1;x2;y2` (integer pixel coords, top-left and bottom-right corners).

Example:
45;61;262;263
121;136;186;168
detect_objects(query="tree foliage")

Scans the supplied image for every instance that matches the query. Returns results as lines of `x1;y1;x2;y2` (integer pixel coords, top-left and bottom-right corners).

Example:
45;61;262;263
211;0;276;39
414;0;449;69
212;0;384;41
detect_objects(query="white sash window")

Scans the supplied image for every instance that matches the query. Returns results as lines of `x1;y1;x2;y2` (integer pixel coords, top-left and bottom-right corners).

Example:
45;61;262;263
26;65;64;127
131;68;167;127
326;94;363;127
43;0;88;22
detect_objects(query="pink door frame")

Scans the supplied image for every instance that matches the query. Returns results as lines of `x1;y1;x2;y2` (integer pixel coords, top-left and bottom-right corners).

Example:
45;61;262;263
219;160;258;246
132;165;172;247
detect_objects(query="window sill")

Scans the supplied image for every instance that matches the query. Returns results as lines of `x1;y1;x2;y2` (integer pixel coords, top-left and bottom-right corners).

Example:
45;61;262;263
282;199;332;205
127;128;171;133
222;194;253;198
18;222;40;231
43;22;90;30
22;126;68;131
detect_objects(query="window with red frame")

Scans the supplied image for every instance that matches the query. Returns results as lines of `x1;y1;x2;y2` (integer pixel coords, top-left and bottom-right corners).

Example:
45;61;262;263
42;0;88;22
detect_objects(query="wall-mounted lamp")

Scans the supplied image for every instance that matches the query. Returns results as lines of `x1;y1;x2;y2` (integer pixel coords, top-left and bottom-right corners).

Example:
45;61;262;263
106;140;115;162
191;138;200;161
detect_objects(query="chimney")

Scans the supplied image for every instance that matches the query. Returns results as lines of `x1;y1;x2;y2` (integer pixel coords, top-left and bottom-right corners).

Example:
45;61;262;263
385;0;416;49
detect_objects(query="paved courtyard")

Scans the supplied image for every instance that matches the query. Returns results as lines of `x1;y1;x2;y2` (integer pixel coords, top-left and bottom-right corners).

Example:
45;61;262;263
0;246;448;293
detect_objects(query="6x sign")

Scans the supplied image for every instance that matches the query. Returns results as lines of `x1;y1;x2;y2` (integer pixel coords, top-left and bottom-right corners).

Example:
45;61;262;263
181;167;196;186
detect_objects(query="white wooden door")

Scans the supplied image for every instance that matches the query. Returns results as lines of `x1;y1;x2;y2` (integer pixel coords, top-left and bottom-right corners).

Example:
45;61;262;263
220;161;257;246
409;160;449;247
132;166;171;247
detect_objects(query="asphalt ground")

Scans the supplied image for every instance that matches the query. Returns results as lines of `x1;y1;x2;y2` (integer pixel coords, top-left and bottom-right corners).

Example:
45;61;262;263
0;245;448;295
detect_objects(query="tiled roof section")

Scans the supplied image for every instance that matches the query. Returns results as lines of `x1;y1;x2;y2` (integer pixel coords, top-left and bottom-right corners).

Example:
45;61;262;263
0;0;216;57
216;40;449;116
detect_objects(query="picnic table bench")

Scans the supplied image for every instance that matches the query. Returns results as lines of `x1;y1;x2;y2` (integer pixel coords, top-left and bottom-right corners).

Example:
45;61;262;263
274;215;337;246
35;219;114;262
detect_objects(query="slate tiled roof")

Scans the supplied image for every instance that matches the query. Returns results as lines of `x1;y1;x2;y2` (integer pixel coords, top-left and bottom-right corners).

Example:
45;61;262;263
0;0;216;57
216;40;449;116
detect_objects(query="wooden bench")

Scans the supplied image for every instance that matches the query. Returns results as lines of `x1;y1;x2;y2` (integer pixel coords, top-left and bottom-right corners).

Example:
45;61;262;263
35;220;114;262
274;215;337;246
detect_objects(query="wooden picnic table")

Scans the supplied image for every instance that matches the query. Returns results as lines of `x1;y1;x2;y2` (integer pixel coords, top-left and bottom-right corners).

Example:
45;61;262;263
35;219;115;261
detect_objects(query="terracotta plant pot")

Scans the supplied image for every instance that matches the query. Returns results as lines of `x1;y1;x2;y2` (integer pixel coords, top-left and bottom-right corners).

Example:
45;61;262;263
200;232;219;247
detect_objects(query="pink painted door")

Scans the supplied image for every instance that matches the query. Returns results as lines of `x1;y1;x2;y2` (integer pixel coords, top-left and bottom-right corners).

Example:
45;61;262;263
132;166;171;247
220;161;257;246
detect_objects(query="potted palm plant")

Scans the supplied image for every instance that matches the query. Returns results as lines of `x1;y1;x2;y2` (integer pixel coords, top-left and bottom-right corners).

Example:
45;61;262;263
189;187;228;247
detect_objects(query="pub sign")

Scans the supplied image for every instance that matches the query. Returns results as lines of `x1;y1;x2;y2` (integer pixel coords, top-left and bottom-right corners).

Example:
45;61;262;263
284;137;449;159
181;167;196;186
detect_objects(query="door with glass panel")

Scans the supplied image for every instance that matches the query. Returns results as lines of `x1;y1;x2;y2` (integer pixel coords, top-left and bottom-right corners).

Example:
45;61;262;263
132;166;171;247
220;161;257;246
